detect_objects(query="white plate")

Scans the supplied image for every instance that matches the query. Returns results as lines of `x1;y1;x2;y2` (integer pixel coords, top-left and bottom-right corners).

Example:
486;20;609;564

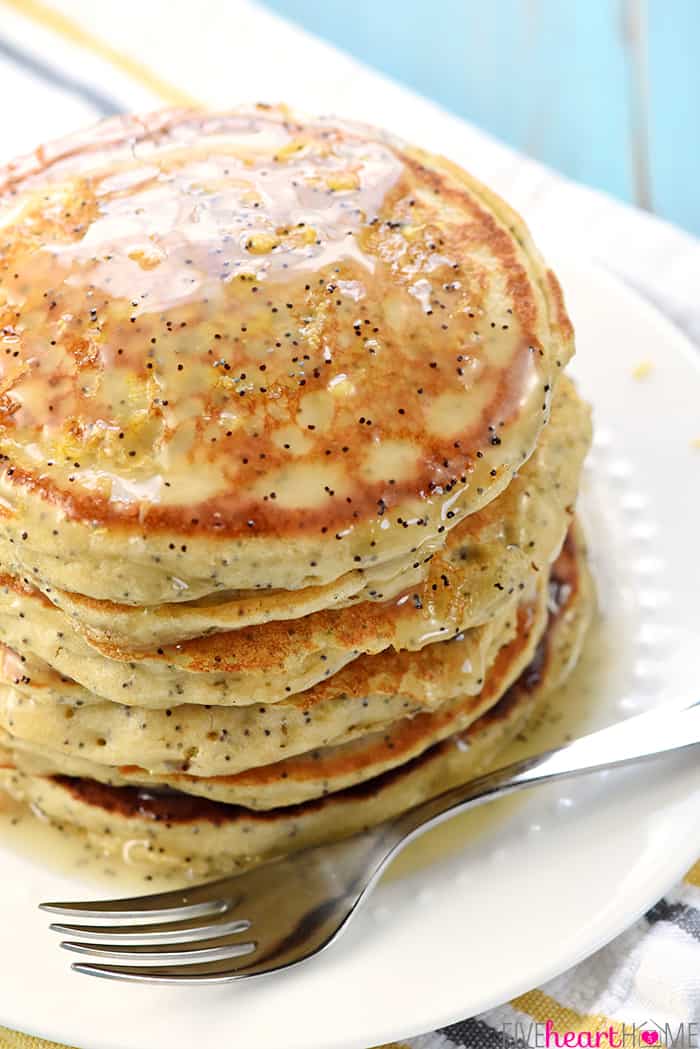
0;260;699;1049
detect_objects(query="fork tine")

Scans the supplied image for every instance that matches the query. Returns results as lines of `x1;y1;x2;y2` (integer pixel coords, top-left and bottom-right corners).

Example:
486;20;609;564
40;879;234;920
49;914;250;944
61;936;256;965
40;898;229;921
69;936;336;983
70;957;271;984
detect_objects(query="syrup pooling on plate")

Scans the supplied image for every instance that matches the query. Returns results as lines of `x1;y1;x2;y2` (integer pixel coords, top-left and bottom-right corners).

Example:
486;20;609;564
0;787;193;891
0;107;568;601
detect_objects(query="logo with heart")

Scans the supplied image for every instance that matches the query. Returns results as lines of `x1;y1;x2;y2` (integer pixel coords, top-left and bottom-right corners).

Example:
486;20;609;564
641;1032;659;1045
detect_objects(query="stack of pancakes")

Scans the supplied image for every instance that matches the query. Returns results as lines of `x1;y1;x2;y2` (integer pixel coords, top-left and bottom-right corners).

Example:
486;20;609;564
0;107;593;875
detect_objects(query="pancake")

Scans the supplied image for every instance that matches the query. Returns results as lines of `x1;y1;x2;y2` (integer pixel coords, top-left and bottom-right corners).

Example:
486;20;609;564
42;549;424;648
31;374;590;650
2;524;586;808
0;576;520;708
0;379;589;707
0;105;573;605
0;594;519;772
0;521;593;875
4;588;545;807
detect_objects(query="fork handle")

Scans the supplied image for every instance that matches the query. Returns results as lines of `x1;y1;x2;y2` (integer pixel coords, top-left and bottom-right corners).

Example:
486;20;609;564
388;697;700;847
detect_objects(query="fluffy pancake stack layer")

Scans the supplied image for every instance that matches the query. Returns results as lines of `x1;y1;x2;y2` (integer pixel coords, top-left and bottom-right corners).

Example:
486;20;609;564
0;107;593;874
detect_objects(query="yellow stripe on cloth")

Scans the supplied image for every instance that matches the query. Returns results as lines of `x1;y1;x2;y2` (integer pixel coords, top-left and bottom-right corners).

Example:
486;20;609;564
0;0;198;105
685;859;700;888
513;990;626;1041
0;1027;76;1049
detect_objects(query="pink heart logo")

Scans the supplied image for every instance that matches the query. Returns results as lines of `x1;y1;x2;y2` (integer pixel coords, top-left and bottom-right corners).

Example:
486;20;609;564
641;1033;659;1045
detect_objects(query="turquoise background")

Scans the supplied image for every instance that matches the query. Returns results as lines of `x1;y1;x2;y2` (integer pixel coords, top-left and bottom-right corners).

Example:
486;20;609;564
261;0;699;237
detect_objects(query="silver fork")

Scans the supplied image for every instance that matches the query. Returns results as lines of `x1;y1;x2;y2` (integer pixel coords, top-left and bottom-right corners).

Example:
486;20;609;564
42;696;700;984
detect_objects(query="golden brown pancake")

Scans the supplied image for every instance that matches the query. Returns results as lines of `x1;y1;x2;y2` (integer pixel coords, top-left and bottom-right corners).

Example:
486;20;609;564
0;598;511;776
0;379;589;706
3;593;541;806
0;105;573;604
2;526;584;808
0;522;593;875
26;374;590;651
0;574;518;707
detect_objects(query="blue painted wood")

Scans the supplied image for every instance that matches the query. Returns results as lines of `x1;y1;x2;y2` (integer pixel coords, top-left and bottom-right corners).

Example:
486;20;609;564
648;0;700;235
261;0;699;237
